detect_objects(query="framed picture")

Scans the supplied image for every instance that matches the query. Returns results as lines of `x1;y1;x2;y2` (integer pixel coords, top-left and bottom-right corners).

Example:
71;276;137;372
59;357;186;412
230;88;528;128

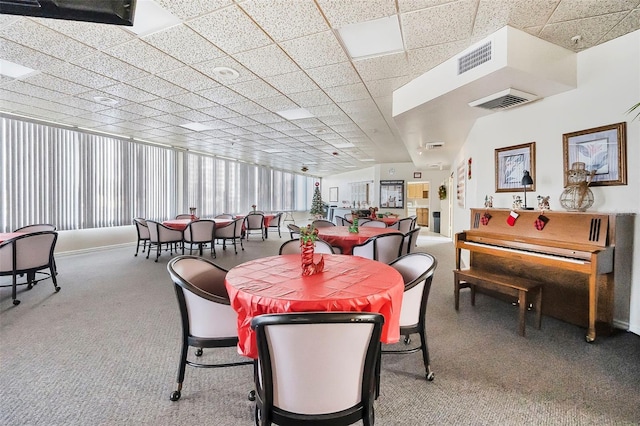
329;187;338;203
495;142;536;192
380;180;404;209
456;158;465;208
413;172;422;179
562;122;627;186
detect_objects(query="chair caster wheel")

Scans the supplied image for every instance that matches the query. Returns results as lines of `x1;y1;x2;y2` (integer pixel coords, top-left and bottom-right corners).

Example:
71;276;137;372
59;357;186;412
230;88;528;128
195;348;203;357
248;390;256;401
403;336;411;345
170;391;181;401
426;372;435;381
13;299;20;305
55;287;61;292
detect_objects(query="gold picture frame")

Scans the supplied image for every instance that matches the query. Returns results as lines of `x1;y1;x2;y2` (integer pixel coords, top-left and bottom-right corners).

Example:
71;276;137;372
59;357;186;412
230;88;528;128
562;122;627;187
495;142;536;193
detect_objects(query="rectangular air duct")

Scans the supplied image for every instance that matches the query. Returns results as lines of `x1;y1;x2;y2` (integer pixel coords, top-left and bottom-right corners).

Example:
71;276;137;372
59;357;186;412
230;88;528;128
468;88;539;110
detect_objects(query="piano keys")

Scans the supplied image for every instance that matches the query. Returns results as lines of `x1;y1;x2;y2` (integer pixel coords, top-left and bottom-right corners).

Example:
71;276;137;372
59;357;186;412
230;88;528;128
454;208;630;342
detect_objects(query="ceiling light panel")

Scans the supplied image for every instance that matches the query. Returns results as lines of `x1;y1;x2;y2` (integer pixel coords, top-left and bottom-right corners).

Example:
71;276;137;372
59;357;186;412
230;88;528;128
128;0;182;37
336;15;404;60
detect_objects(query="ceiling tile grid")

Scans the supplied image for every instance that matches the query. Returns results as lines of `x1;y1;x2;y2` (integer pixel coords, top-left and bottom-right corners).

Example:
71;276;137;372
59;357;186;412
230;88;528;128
0;0;638;175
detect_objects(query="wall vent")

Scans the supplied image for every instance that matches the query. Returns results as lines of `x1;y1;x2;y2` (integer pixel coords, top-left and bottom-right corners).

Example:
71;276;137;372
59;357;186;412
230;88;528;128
468;88;539;110
458;41;492;75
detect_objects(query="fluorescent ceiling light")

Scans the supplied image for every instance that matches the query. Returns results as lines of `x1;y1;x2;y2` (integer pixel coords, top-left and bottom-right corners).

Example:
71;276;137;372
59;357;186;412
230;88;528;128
330;142;355;148
360;158;375;162
276;108;314;120
180;122;214;131
128;0;181;37
263;149;283;153
0;59;36;78
336;15;403;60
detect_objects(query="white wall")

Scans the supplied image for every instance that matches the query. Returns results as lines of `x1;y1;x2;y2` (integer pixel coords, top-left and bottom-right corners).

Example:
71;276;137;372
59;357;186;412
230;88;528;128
451;30;640;334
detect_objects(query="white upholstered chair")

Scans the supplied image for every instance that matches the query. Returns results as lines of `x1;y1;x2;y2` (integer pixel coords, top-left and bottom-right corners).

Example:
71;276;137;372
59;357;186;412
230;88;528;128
251;312;383;426
183;219;216;257
311;219;335;228
278;238;336;255
402;227;421;255
244;213;265;240
215;218;244;254
287;223;300;239
267;212;283;238
352;232;404;264
360;220;386;228
146;220;183;262
384;252;438;381
0;231;60;305
167;256;251;401
133;218;150;257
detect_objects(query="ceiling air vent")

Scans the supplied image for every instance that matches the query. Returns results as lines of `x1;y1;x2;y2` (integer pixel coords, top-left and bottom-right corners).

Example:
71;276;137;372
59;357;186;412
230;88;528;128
468;88;539;111
458;41;492;75
425;142;444;150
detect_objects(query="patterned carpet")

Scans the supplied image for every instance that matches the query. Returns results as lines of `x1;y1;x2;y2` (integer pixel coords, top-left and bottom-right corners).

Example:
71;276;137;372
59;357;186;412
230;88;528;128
1;230;639;425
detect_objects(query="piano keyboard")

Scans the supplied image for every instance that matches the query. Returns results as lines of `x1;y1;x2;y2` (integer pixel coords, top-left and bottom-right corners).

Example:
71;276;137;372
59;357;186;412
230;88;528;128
463;241;587;264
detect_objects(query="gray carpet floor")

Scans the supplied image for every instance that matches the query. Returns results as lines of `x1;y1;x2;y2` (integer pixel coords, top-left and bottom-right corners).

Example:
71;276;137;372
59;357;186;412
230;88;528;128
1;230;639;425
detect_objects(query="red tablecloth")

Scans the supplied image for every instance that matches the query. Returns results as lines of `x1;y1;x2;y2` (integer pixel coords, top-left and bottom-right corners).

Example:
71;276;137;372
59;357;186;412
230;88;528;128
162;218;232;231
378;217;399;225
0;232;24;244
225;254;404;359
317;226;402;255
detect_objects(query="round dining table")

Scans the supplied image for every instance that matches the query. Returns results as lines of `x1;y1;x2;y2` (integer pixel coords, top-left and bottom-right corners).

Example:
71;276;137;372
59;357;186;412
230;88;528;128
162;218;232;231
225;254;404;359
317;226;402;255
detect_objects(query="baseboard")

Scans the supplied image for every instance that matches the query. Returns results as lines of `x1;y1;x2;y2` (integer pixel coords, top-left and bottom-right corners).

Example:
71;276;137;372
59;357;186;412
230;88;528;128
56;242;134;257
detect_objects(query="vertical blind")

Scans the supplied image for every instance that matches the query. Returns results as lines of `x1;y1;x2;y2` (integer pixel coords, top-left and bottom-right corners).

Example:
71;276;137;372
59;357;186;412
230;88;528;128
1;116;315;232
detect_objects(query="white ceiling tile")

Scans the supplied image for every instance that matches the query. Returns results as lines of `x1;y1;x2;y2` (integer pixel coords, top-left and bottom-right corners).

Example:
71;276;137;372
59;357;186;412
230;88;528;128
34;17;135;49
248;112;285;124
227;79;281;99
47;62;118;89
223;116;261;127
264;71;319;94
77;112;125;125
168;92;217;109
306;62;361;88
132;117;174;129
155;0;233;20
193;56;256;83
226;100;269;115
72;52;152;82
57;96;111;113
143;24;226;65
100;83;158;103
104;39;184;74
239;0;328;41
142;98;191;114
253;95;299;112
316;0;397;28
0;38;65;72
473;0;558;38
233;44;300;78
2;80;65;102
114;121;152;131
600;8;640;43
22;73;90;95
158;67;220;92
198;104;240;119
352;52;410;81
364;76;412;98
549;0;638;23
287;90;334;107
95;108;143;122
398;0;458;13
187;5;272;54
174;110;217;122
401;0;477;48
127;75;188;98
280;30;349;70
0;19;96;61
407;39;470;78
148;114;188;126
539;12;629;49
324;83;371;103
75;90;132;108
117;103;165;118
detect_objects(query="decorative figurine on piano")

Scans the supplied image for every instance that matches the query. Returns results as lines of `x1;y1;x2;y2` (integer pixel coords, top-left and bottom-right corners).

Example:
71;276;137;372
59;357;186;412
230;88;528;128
537;195;551;210
484;195;493;208
512;195;523;210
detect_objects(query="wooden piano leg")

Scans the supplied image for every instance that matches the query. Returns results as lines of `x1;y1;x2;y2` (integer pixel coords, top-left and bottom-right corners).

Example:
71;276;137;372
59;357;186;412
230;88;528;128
518;289;527;337
586;273;598;343
534;287;542;330
454;275;461;310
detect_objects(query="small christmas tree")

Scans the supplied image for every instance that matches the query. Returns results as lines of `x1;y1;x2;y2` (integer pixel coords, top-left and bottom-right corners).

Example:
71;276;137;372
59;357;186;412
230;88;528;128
309;182;324;218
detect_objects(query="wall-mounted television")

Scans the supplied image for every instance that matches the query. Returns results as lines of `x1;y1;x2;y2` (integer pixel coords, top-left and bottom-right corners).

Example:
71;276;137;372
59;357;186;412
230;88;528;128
0;0;136;26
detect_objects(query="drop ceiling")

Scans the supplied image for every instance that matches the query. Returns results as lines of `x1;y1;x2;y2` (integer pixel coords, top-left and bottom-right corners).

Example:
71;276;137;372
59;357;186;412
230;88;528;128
1;0;639;177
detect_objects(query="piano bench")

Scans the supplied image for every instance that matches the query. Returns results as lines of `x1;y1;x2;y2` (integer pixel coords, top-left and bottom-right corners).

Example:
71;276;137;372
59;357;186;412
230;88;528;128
454;269;542;337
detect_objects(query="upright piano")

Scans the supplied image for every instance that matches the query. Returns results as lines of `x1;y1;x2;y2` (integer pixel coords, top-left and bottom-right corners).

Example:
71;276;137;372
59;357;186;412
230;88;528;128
455;208;625;342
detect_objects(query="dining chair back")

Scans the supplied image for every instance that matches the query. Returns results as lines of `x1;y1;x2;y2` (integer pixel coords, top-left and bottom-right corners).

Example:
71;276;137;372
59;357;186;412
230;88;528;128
402;227;421;255
214;218;244;254
251;312;383;426
215;213;233;219
167;256;251;401
278;238;335;255
384;252;438;381
352;232;404;264
267;212;283;238
13;223;57;232
244;213;265;240
334;216;351;226
175;214;192;220
396;217;414;233
146;220;184;262
133;218;150;257
311;219;335;228
0;231;60;305
183;220;216;257
357;218;371;226
287;223;300;239
360;220;387;228
408;215;418;230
